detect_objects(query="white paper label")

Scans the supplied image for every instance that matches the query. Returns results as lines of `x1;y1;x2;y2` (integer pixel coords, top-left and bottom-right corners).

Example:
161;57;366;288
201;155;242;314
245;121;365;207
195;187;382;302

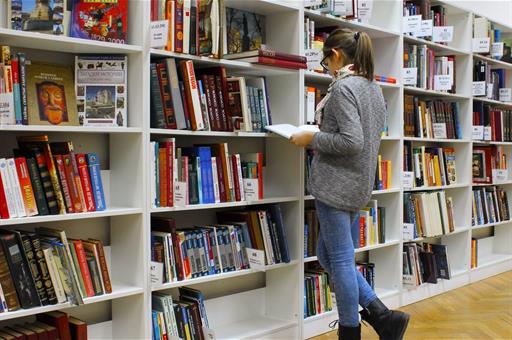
357;0;373;23
433;123;447;139
150;20;169;48
403;15;422;35
403;223;415;241
472;126;484;140
473;38;491;53
202;327;216;340
403;67;417;86
487;83;494;98
473;81;486;96
242;179;259;201
0;92;15;125
484;126;492;141
434;75;452;91
403;171;414;189
417;20;433;37
492;169;508;184
499;88;512;102
174;181;188;207
432;26;453;42
491;42;504;58
246;248;265;270
305;48;322;70
332;0;347;15
150;261;164;284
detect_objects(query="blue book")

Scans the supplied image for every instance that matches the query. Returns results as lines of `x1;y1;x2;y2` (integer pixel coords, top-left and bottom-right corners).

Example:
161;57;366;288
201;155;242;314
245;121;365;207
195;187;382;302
12;57;22;124
304;223;309;258
197;147;214;204
185;232;197;278
152;311;160;340
86;153;106;211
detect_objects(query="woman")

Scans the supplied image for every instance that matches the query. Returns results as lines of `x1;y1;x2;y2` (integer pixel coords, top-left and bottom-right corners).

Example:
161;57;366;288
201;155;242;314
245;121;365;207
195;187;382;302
291;29;410;340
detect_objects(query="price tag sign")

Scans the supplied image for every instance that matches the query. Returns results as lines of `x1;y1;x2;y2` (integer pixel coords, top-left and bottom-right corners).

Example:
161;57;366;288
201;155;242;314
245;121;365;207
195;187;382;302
150;261;164;284
246;248;265;270
432;26;453;42
492;169;508;184
472;38;491;53
487;83;494;98
403;171;414;189
499;88;512;102
417;19;433;37
332;0;347;15
202;327;216;340
434;75;452;91
472;126;484;140
473;81;486;96
174;181;188;207
357;0;373;23
403;15;421;36
150;20;169;48
484;126;492;141
305;48;322;70
433;123;447;139
403;223;415;241
491;42;504;58
403;67;417;86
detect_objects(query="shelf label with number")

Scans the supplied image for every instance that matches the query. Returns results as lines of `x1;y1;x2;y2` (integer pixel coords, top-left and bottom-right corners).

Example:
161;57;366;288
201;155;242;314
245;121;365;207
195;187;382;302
433;123;447;139
0;93;14;125
491;42;504;58
432;26;453;42
403;15;422;36
472;81;486;96
403;223;415;241
403;171;414;189
150;20;169;48
174;181;188;207
472;126;484;140
434;75;452;91
417;19;433;37
487;83;494;98
150;261;164;284
499;88;512;102
472;38;491;53
243;179;259;201
357;0;373;23
484;126;492;141
305;48;322;70
246;248;265;270
403;67;417;86
492;169;509;184
332;0;347;15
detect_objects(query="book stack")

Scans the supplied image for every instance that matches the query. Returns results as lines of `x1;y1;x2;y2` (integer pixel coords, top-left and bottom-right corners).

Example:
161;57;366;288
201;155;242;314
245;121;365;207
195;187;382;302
474;62;508;101
403;242;451;287
473;102;512;141
150;59;272;132
151;206;290;284
304;269;333;319
404;44;456;93
0;227;111;313
403;143;458;188
374;155;392;190
0;135;106;220
152;287;208;340
304;208;319;258
404;95;461;139
360;200;386;247
150;140;263;207
225;49;307;70
472;186;510;226
472;145;507;184
357;262;376;289
403;191;455;238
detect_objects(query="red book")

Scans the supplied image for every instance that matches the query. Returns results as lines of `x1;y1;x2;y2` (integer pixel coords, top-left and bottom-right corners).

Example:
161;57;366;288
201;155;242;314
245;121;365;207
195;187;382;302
23;324;49;340
200;74;218;131
315;276;321;313
14;157;38;216
68;316;87;340
158;147;168;207
166;142;174;207
206;75;223;131
235;56;307;69
88;239;112;294
32;322;58;340
174;0;184;53
180;60;205;130
72;240;95;298
0;170;10;218
75;154;96;212
381;160;388;190
231;155;241;201
359;216;365;248
224;49;307;63
9;326;37;340
53;155;74;214
62;154;84;213
197;67;233;131
36;311;71;340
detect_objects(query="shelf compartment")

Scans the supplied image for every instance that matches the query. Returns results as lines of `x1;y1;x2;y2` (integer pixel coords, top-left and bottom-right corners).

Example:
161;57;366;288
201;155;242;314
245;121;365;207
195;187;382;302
473;54;512;70
403;35;469;56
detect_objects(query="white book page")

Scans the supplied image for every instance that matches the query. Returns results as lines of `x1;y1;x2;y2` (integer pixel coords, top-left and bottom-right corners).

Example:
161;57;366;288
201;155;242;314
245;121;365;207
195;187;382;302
265;124;319;139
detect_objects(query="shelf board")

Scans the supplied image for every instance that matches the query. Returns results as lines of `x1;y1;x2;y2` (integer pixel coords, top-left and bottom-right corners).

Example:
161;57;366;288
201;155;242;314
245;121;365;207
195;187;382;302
372;188;402;195
152;260;298;291
303;71;400;88
151;197;298;212
451;269;468;278
472;97;512;108
214;316;297;340
472;54;512;70
304;256;318;263
404;86;469;100
0;125;142;134
472;140;512;146
355;240;400;253
472;219;512;230
472;254;512;271
0;28;142;54
404;137;470;143
403;35;469;55
304;9;401;38
0;207;142;226
405;227;470;242
404;183;469;191
381;136;402;141
0;283;143;322
150;128;272;138
472;181;512;187
304;310;337;324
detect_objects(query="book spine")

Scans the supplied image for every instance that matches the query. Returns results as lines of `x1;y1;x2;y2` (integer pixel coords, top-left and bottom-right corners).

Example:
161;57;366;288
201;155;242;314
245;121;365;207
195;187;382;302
30;235;58;305
10;57;22;125
73;241;95;298
175;0;184;53
259;49;308;63
41;145;66;215
231;155;241;201
14;158;38;216
26;158;49;215
150;63;166;129
6;158;27;217
166;59;187;129
189;0;197;55
0;168;9;218
91;240;112;294
236;154;245;201
86;257;103;295
86;153;106;211
214;75;228;131
207;75;222;131
201;74;217;130
156;62;178;129
54;155;74;214
0;159;17;218
182;61;205;130
159;146;168;207
32;149;59;215
0;238;20;310
76;154;96;212
254;56;308;69
166;142;174;207
42;247;67;304
20;235;49;305
17;53;28;125
62;154;83;213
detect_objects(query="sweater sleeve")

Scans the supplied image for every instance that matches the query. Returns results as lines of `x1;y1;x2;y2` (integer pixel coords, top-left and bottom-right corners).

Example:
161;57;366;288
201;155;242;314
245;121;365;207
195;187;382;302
311;83;364;156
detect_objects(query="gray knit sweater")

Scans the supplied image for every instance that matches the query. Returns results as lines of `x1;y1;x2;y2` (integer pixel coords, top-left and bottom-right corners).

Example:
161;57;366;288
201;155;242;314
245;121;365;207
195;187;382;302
308;76;386;212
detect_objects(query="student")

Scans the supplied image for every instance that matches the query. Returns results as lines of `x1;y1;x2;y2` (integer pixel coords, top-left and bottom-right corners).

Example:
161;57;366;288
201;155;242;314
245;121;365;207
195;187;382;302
291;28;409;340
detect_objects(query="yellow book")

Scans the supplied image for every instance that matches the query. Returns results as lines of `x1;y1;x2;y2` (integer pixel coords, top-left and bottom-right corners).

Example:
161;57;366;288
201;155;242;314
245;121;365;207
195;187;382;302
433;155;442;186
377;154;383;189
386;161;392;189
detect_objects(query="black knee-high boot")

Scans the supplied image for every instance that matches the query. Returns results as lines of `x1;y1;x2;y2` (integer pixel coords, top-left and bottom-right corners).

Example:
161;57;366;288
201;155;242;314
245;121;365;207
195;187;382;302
360;298;410;340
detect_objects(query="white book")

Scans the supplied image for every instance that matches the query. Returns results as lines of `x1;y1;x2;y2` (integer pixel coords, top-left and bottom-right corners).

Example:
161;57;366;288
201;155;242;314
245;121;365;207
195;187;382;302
43;247;67;304
305;87;316;124
211;157;220;203
0;281;7;311
438;191;449;235
153;231;172;282
6;158;26;217
265;124;319;140
257;211;274;265
0;159;17;218
183;61;205;130
235;154;245;202
183;0;191;54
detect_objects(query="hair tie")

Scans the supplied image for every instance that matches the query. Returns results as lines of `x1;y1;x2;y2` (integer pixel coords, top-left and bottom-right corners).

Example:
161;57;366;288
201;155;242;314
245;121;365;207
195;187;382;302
354;32;360;41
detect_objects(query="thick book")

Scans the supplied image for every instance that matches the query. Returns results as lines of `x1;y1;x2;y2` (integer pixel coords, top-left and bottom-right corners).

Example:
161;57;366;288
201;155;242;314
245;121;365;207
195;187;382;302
156;61;178;129
19;232;49;306
165;58;187;129
14;157;38;216
265;124;319;139
235;56;307;69
86;153;106;211
54;155;74;214
6;158;27;218
82;241;105;295
180;60;205;130
37;311;71;340
75;154;96;212
68;316;87;340
70;240;95;298
0;169;10;219
150;63;166;129
25;157;49;216
32;322;58;339
224;49;307;63
88;239;112;294
198;67;233;131
0;233;20;311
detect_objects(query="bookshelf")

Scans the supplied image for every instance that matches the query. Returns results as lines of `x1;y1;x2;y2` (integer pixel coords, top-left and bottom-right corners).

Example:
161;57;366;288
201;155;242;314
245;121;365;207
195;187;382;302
0;1;510;339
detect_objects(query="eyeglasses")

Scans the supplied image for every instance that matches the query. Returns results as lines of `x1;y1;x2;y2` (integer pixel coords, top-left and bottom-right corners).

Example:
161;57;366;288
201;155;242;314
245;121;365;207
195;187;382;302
320;51;332;72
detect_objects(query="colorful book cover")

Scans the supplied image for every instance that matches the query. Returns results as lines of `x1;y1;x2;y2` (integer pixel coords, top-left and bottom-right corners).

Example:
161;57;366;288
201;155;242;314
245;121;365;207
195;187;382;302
75;55;127;127
226;7;265;55
10;0;65;35
70;0;128;44
86;153;105;211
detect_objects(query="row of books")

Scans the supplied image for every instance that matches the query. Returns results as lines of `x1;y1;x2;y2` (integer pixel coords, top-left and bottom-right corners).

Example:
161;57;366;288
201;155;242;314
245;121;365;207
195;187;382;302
0;227;111;313
472;186;510;226
403;143;457;188
473;16;511;62
473;103;512;142
403;96;461;139
0;136;106;220
304;269;333;319
151;207;290;283
473;62;509;102
150;140;263;207
8;0;128;44
472;146;507;184
357;262;376;289
403;242;451;287
304;87;323;125
150;58;272;132
403;191;455;238
152;287;208;340
404;44;456;93
304;208;319;258
0;46;127;127
0;311;86;340
374;155;392;191
304;0;372;22
403;1;447;42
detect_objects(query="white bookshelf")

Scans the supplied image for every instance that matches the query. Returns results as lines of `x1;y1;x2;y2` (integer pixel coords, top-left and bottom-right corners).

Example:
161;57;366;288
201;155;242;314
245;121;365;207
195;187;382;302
0;1;510;339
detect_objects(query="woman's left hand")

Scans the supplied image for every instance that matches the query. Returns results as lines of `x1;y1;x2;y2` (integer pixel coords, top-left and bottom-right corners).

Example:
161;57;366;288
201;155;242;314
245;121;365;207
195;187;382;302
290;131;316;147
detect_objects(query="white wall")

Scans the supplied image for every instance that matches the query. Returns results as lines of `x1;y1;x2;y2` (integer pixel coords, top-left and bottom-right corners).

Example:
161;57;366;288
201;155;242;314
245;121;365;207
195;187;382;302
450;0;512;27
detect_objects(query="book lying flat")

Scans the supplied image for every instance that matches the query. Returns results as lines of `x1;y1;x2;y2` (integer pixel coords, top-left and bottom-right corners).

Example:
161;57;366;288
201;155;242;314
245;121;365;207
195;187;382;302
265;124;319;139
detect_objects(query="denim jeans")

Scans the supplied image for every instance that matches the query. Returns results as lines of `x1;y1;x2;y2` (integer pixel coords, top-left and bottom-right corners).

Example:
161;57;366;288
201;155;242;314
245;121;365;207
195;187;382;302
315;199;378;327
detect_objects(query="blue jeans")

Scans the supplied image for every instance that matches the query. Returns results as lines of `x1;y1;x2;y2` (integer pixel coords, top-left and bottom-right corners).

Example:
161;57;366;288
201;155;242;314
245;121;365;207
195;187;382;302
315;199;378;327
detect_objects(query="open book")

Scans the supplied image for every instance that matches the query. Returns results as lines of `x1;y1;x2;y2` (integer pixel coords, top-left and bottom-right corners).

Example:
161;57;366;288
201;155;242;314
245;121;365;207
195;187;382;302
265;124;319;139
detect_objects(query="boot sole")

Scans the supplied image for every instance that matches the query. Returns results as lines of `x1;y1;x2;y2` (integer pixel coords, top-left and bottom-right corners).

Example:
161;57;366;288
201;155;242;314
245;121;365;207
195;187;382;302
394;313;410;340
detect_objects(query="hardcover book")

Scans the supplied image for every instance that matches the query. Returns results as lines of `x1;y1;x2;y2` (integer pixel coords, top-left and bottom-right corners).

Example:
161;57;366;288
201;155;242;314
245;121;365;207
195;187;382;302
9;0;66;35
225;7;265;55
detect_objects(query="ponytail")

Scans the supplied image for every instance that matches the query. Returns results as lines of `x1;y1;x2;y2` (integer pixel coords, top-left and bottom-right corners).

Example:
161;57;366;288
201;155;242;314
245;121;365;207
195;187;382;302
323;28;375;81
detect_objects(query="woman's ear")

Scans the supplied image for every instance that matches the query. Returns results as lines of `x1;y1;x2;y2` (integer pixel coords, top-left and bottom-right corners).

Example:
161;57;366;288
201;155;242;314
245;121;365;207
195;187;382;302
332;49;344;64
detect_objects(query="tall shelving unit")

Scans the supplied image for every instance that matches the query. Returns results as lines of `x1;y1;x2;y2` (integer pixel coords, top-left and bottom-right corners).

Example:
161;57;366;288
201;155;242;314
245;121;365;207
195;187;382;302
0;1;510;339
